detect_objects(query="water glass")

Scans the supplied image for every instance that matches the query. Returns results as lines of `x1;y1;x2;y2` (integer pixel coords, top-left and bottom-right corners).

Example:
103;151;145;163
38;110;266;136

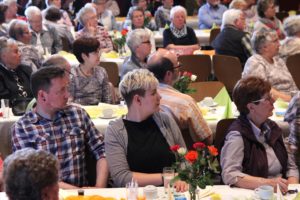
163;167;175;193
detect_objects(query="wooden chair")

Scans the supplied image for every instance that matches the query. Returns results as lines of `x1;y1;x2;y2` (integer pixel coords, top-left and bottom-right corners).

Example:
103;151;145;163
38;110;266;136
188;81;225;102
286;53;300;89
178;54;212;82
100;62;119;87
209;28;221;46
212;55;242;96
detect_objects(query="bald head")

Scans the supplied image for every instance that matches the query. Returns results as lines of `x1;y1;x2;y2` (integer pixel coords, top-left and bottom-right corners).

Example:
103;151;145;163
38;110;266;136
147;49;179;84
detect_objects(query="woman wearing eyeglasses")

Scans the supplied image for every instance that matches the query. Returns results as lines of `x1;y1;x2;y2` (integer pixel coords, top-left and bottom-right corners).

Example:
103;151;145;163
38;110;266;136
221;76;299;193
243;29;298;102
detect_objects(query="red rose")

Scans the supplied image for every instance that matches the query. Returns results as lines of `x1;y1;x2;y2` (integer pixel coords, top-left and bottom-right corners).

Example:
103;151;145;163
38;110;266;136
185;150;198;163
121;29;128;36
170;145;180;152
207;146;218;156
193;142;206;150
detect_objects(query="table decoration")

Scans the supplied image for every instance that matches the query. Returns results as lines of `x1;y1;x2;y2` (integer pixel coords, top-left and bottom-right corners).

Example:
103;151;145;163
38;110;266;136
110;29;128;57
170;142;219;200
174;71;197;94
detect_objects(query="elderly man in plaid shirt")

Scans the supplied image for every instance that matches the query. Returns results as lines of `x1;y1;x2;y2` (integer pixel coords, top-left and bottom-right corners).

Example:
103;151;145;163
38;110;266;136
11;67;108;189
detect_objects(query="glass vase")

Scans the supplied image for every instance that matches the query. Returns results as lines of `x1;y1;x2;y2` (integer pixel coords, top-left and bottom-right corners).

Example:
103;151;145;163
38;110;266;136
118;45;126;58
189;184;198;200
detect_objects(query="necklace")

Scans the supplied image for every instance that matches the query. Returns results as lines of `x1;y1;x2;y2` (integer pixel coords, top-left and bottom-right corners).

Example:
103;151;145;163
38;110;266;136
79;65;92;77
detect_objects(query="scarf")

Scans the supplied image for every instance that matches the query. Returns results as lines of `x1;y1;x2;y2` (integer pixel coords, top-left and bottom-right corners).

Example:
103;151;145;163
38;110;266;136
170;23;187;38
259;17;285;39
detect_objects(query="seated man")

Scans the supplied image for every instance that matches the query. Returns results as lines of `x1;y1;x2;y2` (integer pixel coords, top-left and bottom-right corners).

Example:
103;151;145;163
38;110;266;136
3;148;59;200
212;9;253;67
25;6;62;54
147;49;213;144
198;0;227;29
12;67;108;189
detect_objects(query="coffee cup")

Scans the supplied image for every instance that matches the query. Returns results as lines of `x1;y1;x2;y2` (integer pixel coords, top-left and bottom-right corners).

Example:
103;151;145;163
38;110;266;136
202;97;214;107
102;108;114;118
254;185;274;200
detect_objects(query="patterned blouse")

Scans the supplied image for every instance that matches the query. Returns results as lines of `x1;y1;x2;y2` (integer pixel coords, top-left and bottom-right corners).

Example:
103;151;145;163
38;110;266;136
70;65;112;105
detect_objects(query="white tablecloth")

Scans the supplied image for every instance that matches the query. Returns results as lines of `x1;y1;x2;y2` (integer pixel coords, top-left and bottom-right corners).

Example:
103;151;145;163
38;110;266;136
1;185;300;199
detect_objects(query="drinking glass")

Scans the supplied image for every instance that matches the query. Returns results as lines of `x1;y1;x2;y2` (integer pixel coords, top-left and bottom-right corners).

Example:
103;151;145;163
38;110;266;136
163;167;175;193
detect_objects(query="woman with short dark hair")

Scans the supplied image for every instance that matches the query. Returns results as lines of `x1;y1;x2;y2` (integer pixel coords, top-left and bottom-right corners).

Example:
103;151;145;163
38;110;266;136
70;37;112;105
221;76;299;193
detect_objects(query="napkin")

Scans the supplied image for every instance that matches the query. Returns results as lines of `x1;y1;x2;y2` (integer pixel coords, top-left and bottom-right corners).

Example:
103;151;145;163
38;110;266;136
214;87;233;119
102;51;119;59
277;184;284;200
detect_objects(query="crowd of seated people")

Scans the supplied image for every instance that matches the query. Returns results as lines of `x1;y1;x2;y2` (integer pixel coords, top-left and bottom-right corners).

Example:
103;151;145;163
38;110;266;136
1;0;300;196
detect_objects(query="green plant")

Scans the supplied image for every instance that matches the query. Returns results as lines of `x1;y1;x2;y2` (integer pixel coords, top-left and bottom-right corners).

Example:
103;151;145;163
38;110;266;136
174;71;197;94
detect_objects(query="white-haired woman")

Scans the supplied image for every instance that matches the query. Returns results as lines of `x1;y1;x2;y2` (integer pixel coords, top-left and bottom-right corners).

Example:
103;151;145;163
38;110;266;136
76;5;113;53
163;6;199;55
243;30;298;102
105;69;187;190
121;28;151;78
2;0;17;23
279;15;300;61
254;0;285;40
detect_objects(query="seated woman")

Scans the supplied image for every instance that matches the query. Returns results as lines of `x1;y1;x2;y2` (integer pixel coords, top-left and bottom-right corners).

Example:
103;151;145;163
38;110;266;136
121;29;151;79
76;5;113;53
254;0;285;40
163;6;199;55
154;0;173;29
70;37;112;105
8;19;43;71
0;37;33;114
0;3;8;37
221;76;299;193
3;148;59;200
243;30;298;102
105;69;187;189
279;15;300;61
45;0;73;27
128;6;155;53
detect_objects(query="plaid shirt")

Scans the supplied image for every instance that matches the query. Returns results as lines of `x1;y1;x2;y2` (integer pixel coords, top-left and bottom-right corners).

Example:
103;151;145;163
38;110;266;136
11;105;105;187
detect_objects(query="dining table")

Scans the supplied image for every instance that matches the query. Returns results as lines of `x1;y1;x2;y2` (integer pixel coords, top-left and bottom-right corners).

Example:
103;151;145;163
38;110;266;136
0;184;300;199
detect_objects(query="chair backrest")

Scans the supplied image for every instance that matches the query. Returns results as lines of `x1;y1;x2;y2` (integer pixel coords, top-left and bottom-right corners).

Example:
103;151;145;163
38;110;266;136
213;118;235;158
100;62;119;87
178;54;212;82
188;81;225;102
212;55;242;95
286;53;300;89
209;28;221;45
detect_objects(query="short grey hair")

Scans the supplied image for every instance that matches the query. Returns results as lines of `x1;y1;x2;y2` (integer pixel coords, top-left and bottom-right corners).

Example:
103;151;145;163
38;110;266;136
92;0;107;4
222;9;243;28
2;0;17;6
24;6;42;19
283;15;300;37
128;6;144;20
42;54;70;70
170;5;187;20
251;29;277;53
131;0;140;6
8;19;28;40
257;0;274;18
229;0;247;9
76;4;97;26
126;28;150;51
119;69;158;107
3;148;59;200
0;37;17;59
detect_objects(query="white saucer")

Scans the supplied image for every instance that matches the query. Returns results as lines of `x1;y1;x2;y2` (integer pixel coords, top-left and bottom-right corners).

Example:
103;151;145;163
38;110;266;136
199;101;218;107
99;114;118;119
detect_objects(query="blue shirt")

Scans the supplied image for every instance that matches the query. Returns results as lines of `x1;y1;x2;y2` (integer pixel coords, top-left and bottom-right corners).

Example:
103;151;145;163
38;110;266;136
198;3;227;29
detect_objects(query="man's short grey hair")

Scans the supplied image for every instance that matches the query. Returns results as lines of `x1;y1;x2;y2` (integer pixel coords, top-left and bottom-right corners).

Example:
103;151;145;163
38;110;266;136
8;19;28;40
170;5;187;20
42;55;70;70
92;0;107;4
251;29;277;53
0;37;16;59
76;4;97;26
24;6;42;19
283;15;300;37
2;0;17;6
222;9;243;28
257;0;274;18
126;28;150;51
3;148;59;200
229;0;247;9
119;69;158;106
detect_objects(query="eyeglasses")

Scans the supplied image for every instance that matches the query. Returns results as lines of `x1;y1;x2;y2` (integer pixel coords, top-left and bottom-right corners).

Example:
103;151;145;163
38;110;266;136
142;41;151;44
251;93;274;104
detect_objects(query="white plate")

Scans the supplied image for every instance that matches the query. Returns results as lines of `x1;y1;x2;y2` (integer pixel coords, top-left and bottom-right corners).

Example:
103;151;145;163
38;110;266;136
99;114;118;119
199;101;218;107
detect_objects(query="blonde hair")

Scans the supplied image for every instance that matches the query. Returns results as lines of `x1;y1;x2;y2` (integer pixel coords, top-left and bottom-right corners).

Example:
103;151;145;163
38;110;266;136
119;69;158;107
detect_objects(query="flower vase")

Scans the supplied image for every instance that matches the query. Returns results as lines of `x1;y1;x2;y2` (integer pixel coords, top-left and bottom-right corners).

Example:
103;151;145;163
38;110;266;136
189;185;198;200
118;45;126;58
